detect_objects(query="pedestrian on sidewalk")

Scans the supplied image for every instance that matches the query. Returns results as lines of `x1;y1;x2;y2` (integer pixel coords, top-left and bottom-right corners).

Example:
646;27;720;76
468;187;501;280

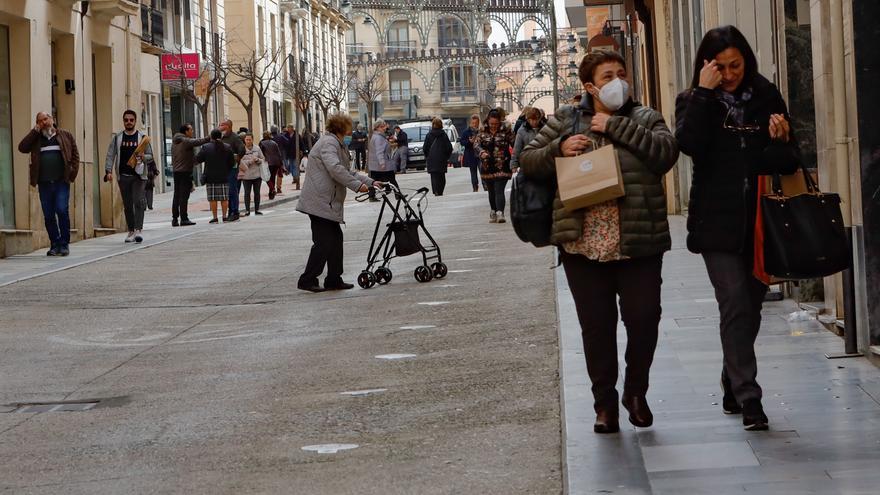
196;129;234;224
104;109;155;244
17;112;80;257
351;123;367;171
241;133;265;216
391;125;410;174
296;114;382;293
474;108;514;223
219;119;245;222
144;160;159;210
261;131;284;200
282;125;301;193
367;119;397;201
460;114;481;192
171;123;210;226
424;117;452;196
520;49;679;434
675;26;800;431
511;107;545;171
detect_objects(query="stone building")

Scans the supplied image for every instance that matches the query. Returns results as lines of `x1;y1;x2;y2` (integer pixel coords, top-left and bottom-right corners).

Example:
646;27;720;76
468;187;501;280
0;1;143;257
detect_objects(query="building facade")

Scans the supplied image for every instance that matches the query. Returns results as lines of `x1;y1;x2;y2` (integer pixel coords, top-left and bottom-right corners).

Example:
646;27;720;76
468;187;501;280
346;0;560;131
139;0;229;189
224;0;350;137
0;1;142;257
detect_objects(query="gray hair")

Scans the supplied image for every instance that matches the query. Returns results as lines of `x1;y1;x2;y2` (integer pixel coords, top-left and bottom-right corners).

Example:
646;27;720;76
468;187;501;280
270;125;279;134
372;118;386;130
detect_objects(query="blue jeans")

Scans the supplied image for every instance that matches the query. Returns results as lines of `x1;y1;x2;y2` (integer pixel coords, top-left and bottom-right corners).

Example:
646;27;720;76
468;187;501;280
38;181;71;247
285;157;298;178
227;168;240;215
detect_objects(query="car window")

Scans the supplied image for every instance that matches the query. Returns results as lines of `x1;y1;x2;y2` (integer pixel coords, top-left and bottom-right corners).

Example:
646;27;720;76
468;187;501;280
400;123;432;141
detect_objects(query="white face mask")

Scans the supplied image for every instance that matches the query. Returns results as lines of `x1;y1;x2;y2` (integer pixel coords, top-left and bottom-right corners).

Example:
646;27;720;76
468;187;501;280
596;78;630;112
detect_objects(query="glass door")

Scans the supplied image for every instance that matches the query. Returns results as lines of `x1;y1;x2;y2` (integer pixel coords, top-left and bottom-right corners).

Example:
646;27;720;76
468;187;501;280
0;25;14;228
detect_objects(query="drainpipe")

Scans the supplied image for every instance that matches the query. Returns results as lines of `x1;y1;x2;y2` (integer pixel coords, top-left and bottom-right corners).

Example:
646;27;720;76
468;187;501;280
829;0;859;355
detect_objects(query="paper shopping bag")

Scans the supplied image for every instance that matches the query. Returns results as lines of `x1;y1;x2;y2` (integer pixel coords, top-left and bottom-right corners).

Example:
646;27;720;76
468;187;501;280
555;144;624;210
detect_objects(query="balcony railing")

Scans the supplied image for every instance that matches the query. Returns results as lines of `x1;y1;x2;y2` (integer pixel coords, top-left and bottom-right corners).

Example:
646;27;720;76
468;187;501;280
386;40;417;56
346;43;365;57
389;88;417;103
441;87;478;103
140;4;165;49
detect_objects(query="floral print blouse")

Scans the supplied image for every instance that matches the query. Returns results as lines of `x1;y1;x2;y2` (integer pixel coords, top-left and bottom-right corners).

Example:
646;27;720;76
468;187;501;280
472;124;514;180
563;199;627;262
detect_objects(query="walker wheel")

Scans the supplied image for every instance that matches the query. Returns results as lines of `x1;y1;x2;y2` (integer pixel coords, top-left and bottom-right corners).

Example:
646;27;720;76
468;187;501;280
431;262;448;279
414;265;433;283
375;267;393;285
357;271;375;289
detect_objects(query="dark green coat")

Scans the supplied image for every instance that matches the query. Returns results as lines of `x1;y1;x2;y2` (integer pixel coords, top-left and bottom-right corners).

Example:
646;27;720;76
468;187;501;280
518;98;679;258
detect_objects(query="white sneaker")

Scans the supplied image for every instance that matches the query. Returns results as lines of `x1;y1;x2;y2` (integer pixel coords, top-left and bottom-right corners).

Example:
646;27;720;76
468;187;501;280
124;231;135;243
489;211;498;223
496;211;506;223
134;230;143;243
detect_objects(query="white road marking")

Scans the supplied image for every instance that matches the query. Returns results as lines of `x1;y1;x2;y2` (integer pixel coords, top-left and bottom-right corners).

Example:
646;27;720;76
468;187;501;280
454;257;482;261
399;325;436;330
466;249;488;252
436;284;459;288
417;301;449;306
301;444;359;454
375;354;417;360
448;270;472;273
339;389;387;397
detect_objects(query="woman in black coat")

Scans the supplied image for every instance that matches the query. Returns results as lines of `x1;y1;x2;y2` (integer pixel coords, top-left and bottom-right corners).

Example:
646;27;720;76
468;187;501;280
423;117;452;196
675;26;800;431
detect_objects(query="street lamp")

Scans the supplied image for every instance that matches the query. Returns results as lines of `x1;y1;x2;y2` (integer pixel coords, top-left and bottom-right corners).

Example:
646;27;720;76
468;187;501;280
529;35;540;53
566;32;577;53
567;60;578;79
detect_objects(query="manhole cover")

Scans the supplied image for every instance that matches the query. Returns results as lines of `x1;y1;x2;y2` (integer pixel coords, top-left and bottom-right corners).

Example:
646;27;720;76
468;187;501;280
9;401;98;413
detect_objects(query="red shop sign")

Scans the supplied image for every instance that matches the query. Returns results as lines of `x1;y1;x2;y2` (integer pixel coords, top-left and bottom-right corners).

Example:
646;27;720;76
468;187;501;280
161;53;200;81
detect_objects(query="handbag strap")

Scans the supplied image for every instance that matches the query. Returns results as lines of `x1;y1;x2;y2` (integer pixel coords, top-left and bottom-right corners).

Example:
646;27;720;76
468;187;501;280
770;159;819;197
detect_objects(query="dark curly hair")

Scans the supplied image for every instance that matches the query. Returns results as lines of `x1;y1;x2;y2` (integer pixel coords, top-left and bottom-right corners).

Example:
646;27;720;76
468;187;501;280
577;49;626;84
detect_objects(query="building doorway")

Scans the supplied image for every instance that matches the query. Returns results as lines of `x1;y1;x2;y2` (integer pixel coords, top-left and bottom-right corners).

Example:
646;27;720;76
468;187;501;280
0;24;13;228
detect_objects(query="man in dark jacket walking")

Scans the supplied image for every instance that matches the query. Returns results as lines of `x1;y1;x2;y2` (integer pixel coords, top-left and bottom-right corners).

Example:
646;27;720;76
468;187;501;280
424;118;452;196
260;131;284;199
171;123;210;226
219;119;245;221
18;112;80;256
460;114;481;192
391;125;409;173
350;124;367;171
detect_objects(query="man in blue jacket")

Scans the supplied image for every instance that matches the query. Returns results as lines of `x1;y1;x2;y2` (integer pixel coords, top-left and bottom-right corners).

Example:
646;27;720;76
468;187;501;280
459;114;481;192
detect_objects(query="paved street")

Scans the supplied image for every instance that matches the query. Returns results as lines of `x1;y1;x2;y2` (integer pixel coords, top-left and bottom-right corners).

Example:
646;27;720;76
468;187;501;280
3;170;880;494
0;170;562;494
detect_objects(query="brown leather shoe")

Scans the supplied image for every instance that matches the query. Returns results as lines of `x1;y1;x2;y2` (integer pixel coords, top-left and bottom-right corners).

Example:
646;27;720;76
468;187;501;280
622;395;654;427
593;408;620;434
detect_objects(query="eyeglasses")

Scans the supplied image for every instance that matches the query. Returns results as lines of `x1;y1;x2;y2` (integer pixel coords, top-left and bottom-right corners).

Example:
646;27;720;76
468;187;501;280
123;118;136;123
723;107;760;134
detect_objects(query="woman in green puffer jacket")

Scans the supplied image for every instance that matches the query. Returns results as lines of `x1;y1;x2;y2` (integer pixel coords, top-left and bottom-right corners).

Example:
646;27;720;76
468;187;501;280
519;50;678;434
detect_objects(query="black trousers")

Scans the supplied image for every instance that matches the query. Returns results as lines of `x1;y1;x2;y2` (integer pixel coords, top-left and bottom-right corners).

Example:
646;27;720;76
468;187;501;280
299;215;344;287
117;174;146;231
468;165;480;189
429;172;446;195
702;252;768;404
243;178;262;211
485;178;508;212
561;251;664;412
172;171;193;220
368;170;398;199
354;149;366;170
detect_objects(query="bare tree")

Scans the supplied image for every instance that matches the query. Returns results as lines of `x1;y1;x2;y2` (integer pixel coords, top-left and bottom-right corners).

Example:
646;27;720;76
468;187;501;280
282;57;322;158
224;42;287;133
348;58;386;130
323;69;349;114
168;43;224;137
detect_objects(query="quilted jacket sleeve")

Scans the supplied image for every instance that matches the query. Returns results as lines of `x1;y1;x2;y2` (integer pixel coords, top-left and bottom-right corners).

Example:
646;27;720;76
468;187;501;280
518;105;576;181
605;108;679;177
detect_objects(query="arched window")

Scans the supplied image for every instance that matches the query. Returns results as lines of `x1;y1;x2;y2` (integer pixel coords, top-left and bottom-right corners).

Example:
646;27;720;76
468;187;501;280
437;17;475;101
387;21;411;55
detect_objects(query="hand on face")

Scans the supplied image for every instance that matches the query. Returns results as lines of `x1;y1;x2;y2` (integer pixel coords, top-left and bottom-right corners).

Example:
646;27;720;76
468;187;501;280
699;60;723;90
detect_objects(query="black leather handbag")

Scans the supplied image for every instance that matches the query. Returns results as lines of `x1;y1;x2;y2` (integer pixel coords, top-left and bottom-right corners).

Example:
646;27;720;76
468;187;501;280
761;165;850;279
510;170;556;248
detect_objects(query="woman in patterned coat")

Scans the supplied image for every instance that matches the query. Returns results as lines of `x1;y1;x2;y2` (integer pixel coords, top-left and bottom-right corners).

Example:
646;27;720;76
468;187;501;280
473;108;515;223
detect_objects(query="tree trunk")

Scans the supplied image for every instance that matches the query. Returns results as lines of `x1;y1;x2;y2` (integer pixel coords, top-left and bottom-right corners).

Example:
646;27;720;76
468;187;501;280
258;94;269;135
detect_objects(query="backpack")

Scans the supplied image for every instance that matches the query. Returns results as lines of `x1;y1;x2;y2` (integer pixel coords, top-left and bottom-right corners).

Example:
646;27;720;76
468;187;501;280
510;170;556;247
